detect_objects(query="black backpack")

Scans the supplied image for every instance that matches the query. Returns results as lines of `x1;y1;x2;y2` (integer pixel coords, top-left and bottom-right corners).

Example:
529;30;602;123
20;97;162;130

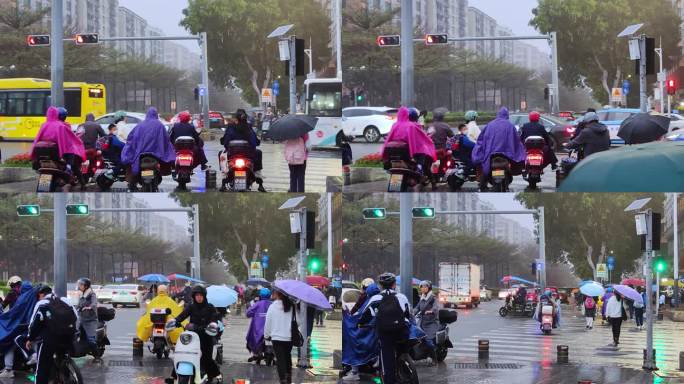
376;292;406;333
45;297;77;337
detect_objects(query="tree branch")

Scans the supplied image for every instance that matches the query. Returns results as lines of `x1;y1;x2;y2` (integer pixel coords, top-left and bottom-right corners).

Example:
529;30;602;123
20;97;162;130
232;226;250;272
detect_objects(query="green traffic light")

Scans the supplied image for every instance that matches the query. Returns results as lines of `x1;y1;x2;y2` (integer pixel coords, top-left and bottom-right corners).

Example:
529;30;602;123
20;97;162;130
17;205;40;217
363;208;386;220
309;259;321;272
66;204;89;216
655;259;667;273
412;207;435;218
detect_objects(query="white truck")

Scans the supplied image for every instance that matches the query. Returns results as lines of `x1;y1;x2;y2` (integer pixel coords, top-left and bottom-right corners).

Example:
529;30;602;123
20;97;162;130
438;263;481;309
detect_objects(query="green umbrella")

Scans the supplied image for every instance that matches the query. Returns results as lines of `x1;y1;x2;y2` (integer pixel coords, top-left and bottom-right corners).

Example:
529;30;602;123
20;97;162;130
559;141;684;192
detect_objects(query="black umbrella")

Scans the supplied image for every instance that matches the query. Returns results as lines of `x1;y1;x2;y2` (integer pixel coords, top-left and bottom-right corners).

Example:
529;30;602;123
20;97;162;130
265;114;318;141
617;113;670;144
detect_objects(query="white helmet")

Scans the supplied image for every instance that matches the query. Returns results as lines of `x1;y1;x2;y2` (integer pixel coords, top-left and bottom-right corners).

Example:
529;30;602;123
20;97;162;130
7;276;21;287
361;278;375;288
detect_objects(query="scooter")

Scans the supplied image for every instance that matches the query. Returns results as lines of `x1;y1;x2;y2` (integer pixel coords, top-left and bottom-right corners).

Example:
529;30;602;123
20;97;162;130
384;141;426;192
135;153;163;192
72;307;115;359
94;137;126;191
486;154;512;192
149;308;172;359
522;136;545;190
540;304;554;335
165;321;222;384
219;140;256;192
173;137;196;191
410;309;457;363
79;148;105;189
445;137;477;192
33;141;75;192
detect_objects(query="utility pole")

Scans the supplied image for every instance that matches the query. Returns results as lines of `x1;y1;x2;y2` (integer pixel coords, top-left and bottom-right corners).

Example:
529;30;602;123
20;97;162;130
297;207;309;368
53;194;67;297
50;0;64;106
335;0;343;80
327;193;333;278
400;0;414;106
674;193;680;307
639;35;648;112
538;207;547;289
289;36;298;114
192;204;201;280
200;32;210;133
643;209;657;370
550;32;560;114
399;194;413;307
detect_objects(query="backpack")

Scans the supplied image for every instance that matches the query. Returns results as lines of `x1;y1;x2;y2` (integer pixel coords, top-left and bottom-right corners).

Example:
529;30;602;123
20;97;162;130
375;292;406;333
284;137;307;165
584;297;595;310
45;297;77;337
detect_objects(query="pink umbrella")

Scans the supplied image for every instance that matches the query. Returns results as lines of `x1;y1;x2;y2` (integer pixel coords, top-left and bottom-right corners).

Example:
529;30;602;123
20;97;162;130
621;278;645;287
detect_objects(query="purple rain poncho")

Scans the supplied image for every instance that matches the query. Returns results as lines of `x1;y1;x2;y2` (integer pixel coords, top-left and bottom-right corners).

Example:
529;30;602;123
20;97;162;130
471;107;526;175
121;108;176;173
245;299;271;354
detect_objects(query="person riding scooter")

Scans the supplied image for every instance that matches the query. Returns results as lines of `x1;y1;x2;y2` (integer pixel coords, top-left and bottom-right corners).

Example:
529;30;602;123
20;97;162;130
136;285;185;349
412;281;440;365
245;288;272;365
427;109;454;151
169;111;209;171
221;109;266;192
381;107;437;175
31;106;86;181
519;111;558;170
341;282;380;382
534;291;560;329
563;112;610;159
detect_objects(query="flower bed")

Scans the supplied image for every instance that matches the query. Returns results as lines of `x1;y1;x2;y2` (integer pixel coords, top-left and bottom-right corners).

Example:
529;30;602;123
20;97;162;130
1;153;32;168
353;153;384;168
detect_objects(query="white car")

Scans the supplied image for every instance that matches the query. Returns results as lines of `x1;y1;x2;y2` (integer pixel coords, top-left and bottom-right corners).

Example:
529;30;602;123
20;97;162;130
342;107;398;143
111;284;144;308
66;283;80;306
94;112;171;141
98;284;118;304
666;114;684;132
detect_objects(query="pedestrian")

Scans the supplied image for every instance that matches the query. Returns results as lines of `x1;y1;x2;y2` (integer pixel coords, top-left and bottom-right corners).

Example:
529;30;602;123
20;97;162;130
78;113;106;150
634;287;645;330
583;295;597;329
246;288;272;364
265;289;295;384
75;278;98;356
284;132;310;193
605;291;626;346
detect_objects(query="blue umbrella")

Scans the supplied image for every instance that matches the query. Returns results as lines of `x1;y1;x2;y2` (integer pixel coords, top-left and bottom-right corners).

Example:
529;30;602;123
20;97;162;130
138;274;171;283
206;285;238;308
167;273;205;284
579;281;605;297
396;276;422;286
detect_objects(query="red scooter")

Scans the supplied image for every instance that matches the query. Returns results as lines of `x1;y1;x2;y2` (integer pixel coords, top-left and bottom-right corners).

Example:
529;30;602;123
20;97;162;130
522;136;545;190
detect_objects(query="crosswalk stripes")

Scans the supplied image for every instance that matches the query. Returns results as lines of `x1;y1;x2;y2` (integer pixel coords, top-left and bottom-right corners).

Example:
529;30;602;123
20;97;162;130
447;314;684;372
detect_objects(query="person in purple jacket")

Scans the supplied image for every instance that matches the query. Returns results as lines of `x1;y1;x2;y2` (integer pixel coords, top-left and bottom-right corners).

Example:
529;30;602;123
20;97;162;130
246;288;272;364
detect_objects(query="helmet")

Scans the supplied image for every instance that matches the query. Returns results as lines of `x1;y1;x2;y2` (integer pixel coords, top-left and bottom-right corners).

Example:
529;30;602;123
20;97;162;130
205;322;219;337
7;276;21;287
433;108;448;122
191;285;207;300
178;111;192;123
361;278;375;289
408;108;420;122
377;273;396;289
113;111;126;124
57;107;68;122
419;280;432;290
259;288;271;299
529;111;541;123
465;111;479;122
77;277;91;289
36;284;52;297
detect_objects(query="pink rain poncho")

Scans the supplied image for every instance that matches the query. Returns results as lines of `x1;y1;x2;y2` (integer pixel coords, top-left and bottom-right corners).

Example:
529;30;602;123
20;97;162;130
381;107;436;161
31;106;86;160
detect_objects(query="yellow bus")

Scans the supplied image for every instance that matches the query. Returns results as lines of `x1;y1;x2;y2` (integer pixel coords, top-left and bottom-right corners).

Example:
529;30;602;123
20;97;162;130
0;78;106;141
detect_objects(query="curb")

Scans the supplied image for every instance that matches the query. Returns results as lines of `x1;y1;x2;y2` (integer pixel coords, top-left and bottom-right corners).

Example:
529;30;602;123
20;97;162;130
0;167;35;184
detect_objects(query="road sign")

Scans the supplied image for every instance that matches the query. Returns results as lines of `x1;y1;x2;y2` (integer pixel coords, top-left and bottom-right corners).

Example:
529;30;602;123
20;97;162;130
250;261;263;278
273;80;280;97
261;254;270;269
596;263;608;279
261;88;273;103
610;88;623;103
622;80;631;96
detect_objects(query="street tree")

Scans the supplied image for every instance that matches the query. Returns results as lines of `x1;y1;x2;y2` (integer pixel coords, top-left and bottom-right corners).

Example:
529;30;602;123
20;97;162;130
531;0;681;105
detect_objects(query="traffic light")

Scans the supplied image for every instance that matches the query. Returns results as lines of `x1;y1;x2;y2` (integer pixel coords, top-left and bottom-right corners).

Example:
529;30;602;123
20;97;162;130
284;38;306;77
531;262;537;275
412;207;436;219
74;33;99;45
544;87;550;101
377;35;400;47
667;78;677;96
356;90;366;103
27;35;50;47
294;211;316;249
425;34;448;45
341;262;348;271
66;204;89;216
363;208;386;220
654;258;667;273
17;205;40;217
308;257;321;273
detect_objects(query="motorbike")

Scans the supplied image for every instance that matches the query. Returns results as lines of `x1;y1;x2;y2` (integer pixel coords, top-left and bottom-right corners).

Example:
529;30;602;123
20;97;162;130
33;141;75;192
499;295;534;317
429;149;451;191
522;136;545;190
73;307;115;359
539;304;554;335
149;308;173;359
219;140;256;192
135;153;163;192
165;321;223;384
383;141;426;192
555;149;579;188
173;137;196;191
445;138;477;192
79;148;105;189
485;154;513;192
410;309;457;363
94;137;125;191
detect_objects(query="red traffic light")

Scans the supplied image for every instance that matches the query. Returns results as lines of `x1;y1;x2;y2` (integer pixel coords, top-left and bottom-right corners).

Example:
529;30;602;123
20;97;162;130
27;35;50;47
377;35;400;47
75;33;100;45
425;34;448;45
667;78;678;96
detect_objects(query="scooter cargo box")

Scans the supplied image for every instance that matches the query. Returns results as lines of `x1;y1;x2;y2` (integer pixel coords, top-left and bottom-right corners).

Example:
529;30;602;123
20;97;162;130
174;136;196;150
227;140;254;159
150;308;171;324
383;141;411;162
97;307;116;322
541;305;554;315
524;136;546;150
33;141;59;160
438;309;458;324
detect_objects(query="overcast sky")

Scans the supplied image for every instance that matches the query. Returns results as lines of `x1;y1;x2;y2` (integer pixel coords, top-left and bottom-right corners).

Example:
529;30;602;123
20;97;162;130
135;193;190;229
118;0;547;54
478;193;534;231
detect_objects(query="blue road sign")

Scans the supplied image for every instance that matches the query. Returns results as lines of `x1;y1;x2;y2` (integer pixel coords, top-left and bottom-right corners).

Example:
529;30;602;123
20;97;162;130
261;254;269;268
199;87;206;97
623;80;631;96
273;80;280;97
607;256;615;265
608;263;614;271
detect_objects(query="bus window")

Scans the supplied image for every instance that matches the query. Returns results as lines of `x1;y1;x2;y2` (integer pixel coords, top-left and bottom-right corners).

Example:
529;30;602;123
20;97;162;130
0;93;6;115
308;83;342;118
26;91;49;116
7;92;26;115
64;89;82;117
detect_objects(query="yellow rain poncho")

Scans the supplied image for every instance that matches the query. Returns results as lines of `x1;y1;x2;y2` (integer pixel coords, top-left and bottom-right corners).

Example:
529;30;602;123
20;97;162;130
136;291;186;344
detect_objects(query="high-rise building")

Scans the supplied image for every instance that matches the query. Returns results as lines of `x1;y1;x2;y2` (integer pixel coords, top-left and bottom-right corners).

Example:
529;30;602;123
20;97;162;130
466;6;497;58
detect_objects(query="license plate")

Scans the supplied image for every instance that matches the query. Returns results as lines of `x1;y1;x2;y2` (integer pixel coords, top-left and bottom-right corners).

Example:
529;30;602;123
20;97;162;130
179;159;193;167
95;169;105;177
235;177;246;190
119;292;128;295
388;173;403;192
38;173;53;190
492;169;505;177
141;170;154;177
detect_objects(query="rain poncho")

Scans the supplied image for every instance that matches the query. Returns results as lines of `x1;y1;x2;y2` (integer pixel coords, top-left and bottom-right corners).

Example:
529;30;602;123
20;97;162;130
31;106;86;160
245;299;271;354
135;291;186;344
0;282;37;350
382;107;437;161
472;108;526;174
121;107;176;173
342;284;380;367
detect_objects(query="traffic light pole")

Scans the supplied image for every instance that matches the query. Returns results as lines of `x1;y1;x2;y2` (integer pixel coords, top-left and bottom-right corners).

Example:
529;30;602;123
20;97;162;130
50;0;64;107
639;35;648;113
643;209;657;370
400;0;414;106
53;194;67;297
673;193;680;308
399;194;413;307
289;36;298;114
297;207;310;368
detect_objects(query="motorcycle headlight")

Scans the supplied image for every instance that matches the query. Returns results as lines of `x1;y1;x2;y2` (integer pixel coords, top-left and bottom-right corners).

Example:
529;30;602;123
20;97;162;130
179;334;192;345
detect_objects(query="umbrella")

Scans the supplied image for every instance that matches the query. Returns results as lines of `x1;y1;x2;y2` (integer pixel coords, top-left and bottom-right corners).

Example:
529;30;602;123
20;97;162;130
274;279;332;311
138;274;171;283
559;142;684;192
265;114;318;141
617;113;670;144
206;285;238;308
612;284;643;304
500;276;537;286
579;281;605;297
245;278;271;288
306;275;330;287
621;278;645;287
396;276;423;286
167;273;205;284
